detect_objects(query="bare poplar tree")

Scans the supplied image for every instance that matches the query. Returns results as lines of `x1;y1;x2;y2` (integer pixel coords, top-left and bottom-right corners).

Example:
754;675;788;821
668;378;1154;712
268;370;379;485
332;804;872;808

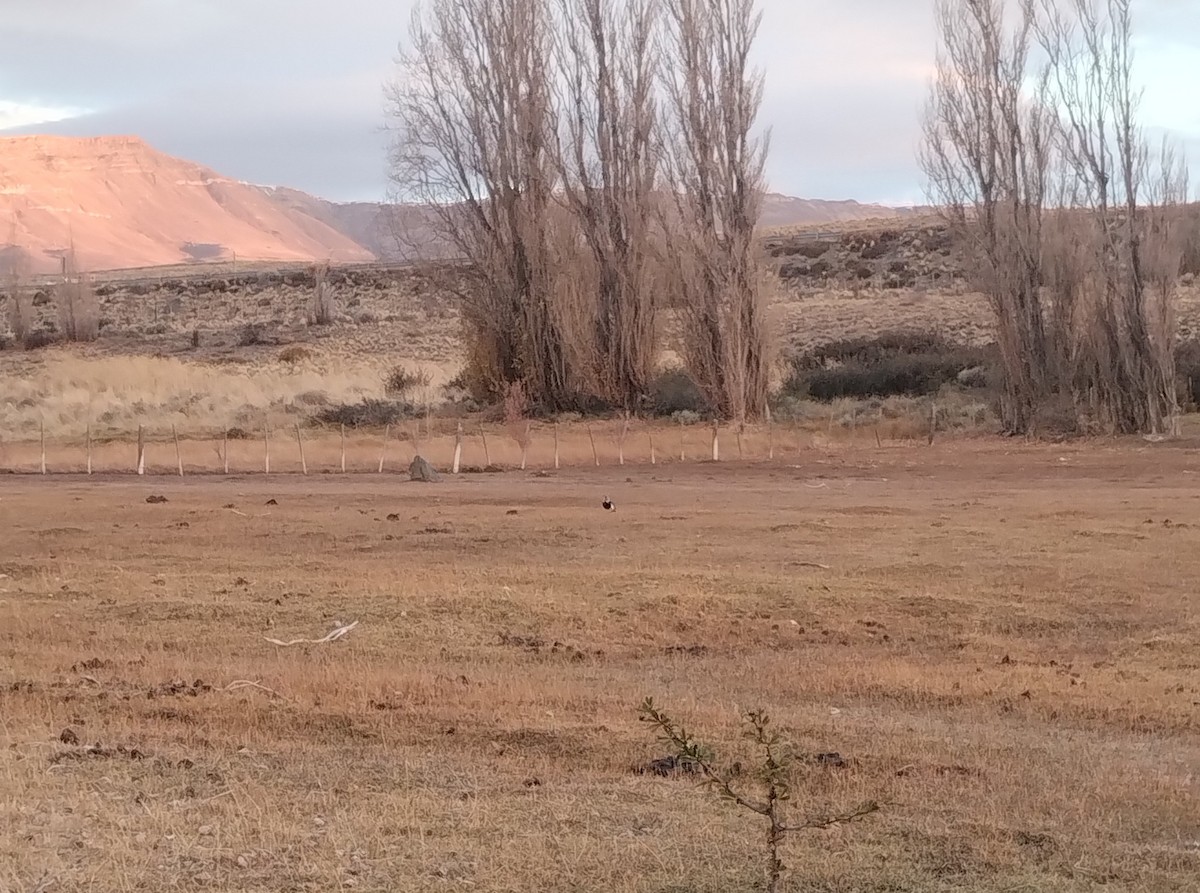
386;0;575;410
308;261;335;326
3;252;33;347
660;0;771;421
56;245;100;343
922;0;1060;434
926;0;1190;435
1035;0;1187;434
553;0;661;411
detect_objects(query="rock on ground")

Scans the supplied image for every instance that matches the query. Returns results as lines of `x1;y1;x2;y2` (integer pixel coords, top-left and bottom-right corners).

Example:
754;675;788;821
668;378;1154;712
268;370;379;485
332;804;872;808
409;455;442;483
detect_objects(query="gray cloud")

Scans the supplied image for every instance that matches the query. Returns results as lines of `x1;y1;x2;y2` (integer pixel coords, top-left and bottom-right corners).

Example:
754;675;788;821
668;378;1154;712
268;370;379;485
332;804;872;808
0;0;1196;203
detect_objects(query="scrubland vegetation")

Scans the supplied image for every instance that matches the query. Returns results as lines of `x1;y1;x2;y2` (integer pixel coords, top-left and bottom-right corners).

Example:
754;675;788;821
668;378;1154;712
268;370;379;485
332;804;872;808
2;1;1200;891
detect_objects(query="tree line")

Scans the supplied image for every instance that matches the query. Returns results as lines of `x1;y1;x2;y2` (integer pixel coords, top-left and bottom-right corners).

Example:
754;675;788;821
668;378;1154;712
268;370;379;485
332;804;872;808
923;0;1191;436
386;0;770;420
386;0;1193;435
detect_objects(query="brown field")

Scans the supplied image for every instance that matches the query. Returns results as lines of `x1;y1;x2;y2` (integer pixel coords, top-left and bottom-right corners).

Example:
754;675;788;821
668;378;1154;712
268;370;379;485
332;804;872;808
2;440;1199;892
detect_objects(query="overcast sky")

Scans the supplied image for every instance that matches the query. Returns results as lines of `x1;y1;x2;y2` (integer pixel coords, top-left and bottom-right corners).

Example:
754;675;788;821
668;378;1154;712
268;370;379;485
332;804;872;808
1;0;1197;205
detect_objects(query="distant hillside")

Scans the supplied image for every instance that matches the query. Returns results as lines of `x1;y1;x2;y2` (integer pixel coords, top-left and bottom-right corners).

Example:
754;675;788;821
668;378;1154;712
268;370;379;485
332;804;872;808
0;135;373;274
759;193;927;228
0;134;925;273
257;191;927;261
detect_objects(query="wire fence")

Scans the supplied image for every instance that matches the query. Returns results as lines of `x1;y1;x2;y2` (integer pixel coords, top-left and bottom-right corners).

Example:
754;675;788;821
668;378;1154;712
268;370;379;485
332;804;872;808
0;411;939;477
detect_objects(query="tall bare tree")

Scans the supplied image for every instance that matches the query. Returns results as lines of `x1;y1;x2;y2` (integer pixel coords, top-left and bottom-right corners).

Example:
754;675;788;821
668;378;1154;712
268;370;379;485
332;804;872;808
55;243;99;343
922;0;1060;434
926;0;1190;435
2;228;33;346
1035;0;1187;434
386;0;575;410
552;0;661;411
660;0;771;421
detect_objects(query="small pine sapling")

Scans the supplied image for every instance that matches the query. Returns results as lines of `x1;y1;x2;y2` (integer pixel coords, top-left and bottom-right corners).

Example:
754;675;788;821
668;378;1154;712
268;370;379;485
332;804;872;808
638;698;881;893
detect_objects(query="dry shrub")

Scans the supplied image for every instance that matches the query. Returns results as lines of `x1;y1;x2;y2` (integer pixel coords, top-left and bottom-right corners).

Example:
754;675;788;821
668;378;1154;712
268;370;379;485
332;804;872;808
1182;218;1200;278
6;289;33;345
502;380;531;449
238;323;268;347
314;399;418;429
1174;339;1200;410
783;333;996;402
384;365;432;398
308;262;335;326
21;329;56;351
648;368;710;417
56;276;99;343
278;345;314;364
780;240;831;260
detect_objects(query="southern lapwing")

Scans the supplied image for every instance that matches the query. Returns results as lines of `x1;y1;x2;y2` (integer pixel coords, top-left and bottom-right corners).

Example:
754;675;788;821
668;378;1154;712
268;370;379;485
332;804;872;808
602;496;616;512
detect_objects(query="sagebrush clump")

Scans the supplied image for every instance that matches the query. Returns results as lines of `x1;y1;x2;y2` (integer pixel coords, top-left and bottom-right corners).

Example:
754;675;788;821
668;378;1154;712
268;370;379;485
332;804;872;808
384;365;432;398
782;332;995;401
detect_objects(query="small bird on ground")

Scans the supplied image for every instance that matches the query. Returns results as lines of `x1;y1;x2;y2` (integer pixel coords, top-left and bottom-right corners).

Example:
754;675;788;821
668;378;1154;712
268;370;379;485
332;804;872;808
602;496;616;512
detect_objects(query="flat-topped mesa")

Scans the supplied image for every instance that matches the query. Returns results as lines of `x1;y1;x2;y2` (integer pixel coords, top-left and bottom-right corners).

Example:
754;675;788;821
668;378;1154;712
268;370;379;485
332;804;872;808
0;134;374;274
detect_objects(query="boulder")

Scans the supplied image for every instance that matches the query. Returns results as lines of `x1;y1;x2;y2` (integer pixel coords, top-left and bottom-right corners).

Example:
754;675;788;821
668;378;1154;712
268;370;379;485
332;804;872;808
409;455;442;483
956;366;989;389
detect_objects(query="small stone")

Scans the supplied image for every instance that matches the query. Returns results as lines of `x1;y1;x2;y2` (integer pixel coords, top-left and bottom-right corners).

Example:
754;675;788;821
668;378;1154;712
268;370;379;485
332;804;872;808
198;824;214;836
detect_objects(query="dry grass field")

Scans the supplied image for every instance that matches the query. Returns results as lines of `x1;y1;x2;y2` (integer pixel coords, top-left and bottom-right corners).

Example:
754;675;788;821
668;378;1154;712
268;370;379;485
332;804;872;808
2;440;1199;892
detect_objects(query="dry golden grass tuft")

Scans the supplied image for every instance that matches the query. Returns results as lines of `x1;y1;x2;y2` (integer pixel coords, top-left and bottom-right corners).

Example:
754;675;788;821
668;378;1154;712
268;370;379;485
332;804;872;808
0;352;457;441
1;442;1198;891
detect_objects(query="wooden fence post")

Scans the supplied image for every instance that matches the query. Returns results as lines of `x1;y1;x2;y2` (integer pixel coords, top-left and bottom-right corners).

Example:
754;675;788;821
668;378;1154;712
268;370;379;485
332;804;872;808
411;421;423;463
452;422;463;474
223;430;230;474
295;423;307;475
520;422;531;471
39;419;46;475
679;420;686;462
586;423;599;466
263;421;271;474
86;422;92;475
137;425;146;475
173;425;184;476
648;426;656;465
480;426;491;467
378;424;390;473
617;413;629;465
928;401;937;446
736;422;744;460
711;420;719;462
553;421;560;470
340;424;346;473
766;406;774;461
